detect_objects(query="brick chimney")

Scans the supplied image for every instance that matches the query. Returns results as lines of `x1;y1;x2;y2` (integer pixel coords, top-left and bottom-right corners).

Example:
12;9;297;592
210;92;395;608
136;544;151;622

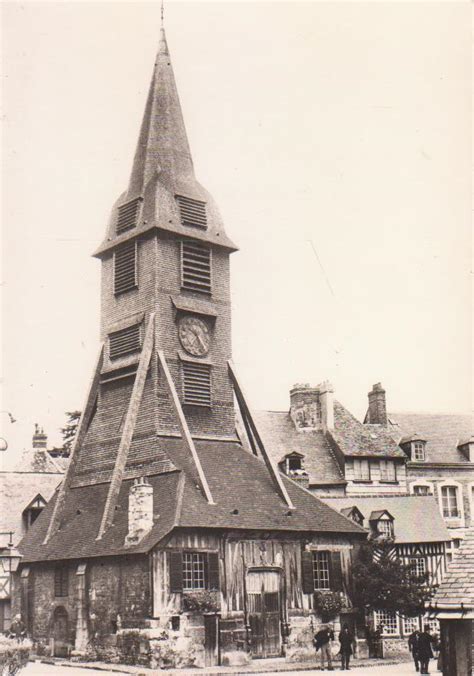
290;384;322;430
319;381;334;431
125;477;154;546
32;424;47;449
367;383;387;425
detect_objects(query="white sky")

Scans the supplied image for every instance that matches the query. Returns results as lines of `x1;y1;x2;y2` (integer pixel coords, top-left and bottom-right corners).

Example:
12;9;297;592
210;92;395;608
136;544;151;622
1;1;472;464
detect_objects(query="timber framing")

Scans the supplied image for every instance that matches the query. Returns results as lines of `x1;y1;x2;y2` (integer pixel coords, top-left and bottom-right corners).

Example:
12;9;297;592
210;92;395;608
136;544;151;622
97;313;156;540
43;345;105;544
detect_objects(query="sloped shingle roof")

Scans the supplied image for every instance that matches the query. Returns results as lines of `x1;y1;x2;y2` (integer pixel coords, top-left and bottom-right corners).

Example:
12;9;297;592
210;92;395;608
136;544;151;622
431;528;474;609
389;411;473;464
253;411;345;485
331;402;406;459
323;495;450;544
19;439;366;563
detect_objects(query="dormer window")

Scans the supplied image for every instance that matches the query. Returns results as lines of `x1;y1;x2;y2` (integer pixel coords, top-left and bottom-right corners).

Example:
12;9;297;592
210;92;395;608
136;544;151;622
412;441;426;461
369;510;394;539
340;506;364;527
23;495;47;530
457;436;474;462
176;195;207;229
287;454;303;473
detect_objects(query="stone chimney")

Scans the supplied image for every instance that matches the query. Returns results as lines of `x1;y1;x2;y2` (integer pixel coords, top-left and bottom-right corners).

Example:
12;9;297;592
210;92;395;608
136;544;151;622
125;477;154;546
32;424;47;449
290;384;322;430
367;383;387;425
319;381;334;431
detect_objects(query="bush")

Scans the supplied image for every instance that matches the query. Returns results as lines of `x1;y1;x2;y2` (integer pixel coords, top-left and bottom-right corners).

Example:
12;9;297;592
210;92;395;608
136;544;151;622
0;636;31;676
182;591;219;613
313;591;343;621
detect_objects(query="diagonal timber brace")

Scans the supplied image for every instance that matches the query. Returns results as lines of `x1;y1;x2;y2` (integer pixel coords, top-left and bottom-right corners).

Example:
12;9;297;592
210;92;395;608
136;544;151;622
158;350;215;505
96;313;156;540
43;345;105;544
228;360;295;510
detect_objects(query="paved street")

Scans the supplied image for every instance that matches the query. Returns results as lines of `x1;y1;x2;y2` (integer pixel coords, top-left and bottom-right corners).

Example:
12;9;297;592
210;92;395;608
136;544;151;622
22;659;436;676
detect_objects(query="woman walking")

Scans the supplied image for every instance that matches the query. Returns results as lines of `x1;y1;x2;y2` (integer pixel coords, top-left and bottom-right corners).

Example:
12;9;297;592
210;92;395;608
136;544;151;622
339;623;354;671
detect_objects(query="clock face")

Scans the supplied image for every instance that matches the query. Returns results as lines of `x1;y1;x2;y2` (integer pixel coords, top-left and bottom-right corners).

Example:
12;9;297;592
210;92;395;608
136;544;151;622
178;316;210;357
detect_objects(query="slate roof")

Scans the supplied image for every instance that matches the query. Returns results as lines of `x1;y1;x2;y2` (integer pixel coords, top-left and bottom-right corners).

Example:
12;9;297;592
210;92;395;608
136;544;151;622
389;411;474;464
431;528;474;610
19;439;366;563
252;411;345;486
331;402;405;459
322;495;450;544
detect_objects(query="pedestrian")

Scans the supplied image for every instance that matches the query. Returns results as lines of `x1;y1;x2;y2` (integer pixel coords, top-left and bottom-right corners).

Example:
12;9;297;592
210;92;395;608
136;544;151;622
313;623;335;671
338;623;354;670
8;614;26;640
408;629;421;672
417;625;434;675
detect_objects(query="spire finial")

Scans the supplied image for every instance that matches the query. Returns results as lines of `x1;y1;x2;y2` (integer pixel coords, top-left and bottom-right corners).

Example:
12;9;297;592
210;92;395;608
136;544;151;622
160;0;164;27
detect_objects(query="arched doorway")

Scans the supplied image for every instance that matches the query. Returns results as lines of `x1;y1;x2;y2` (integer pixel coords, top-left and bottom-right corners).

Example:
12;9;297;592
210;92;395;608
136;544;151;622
52;606;70;657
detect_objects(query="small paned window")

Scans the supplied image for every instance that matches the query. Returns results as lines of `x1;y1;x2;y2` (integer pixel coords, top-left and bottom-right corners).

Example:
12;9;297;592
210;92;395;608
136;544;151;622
413;442;425;461
114;241;137;295
413;485;432;496
441;486;460;518
377;519;393;537
374;610;398;636
183;553;206;591
379;460;397;482
182;361;211;407
402;616;420;635
353;458;370;481
109;324;141;360
176;195;207;229
116;197;142;234
181;241;211;294
409;557;426;578
288;456;302;472
54;567;69;597
312;551;330;590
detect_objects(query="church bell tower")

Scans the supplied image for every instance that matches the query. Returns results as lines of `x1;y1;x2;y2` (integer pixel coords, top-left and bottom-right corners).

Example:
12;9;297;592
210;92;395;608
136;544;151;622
44;23;242;542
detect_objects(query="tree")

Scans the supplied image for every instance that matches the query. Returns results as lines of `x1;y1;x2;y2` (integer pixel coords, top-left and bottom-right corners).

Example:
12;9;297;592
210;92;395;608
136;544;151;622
351;537;434;618
60;410;81;456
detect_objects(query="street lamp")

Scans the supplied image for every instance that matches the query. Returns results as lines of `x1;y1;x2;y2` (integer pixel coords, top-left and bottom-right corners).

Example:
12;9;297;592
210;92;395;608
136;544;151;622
0;532;23;573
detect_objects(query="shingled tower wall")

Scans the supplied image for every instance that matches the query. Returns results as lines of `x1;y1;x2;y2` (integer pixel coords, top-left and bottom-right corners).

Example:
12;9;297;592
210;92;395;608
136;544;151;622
68;28;238;495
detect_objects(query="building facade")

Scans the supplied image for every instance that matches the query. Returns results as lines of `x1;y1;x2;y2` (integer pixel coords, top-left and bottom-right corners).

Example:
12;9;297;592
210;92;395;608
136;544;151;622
0;427;65;632
16;23;365;668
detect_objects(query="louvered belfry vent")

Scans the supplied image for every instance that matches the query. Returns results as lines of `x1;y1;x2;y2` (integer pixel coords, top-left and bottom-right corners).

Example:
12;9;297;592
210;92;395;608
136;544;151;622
114;241;137;295
116;197;142;234
176;195;207;229
109;324;141;360
181;241;211;294
182;362;212;407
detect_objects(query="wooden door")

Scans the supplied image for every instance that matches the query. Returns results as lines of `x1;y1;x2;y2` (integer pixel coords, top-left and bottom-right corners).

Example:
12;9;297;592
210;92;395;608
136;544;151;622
204;613;220;666
247;570;281;658
52;607;69;657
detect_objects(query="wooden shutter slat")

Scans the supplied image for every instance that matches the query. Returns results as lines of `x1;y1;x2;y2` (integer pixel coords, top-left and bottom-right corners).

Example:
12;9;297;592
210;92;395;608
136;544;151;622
329;552;344;592
169;551;183;593
302;550;314;594
207;552;220;591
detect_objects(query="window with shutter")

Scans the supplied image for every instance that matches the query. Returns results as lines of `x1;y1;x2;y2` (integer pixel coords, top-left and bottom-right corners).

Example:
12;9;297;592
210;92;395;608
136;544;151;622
182;361;212;407
109;324;141;360
181;241;211;294
54;566;68;597
176;195;207;229
116;197;142;234
114;241;137;295
312;552;330;590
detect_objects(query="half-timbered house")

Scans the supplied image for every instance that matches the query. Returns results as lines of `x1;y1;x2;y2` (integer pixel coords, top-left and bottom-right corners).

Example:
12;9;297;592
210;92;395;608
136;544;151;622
324;495;450;645
15;21;366;669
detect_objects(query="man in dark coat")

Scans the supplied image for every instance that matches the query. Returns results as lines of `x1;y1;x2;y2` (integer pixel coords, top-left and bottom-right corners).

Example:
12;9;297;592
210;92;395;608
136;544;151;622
338;623;354;670
417;625;434;675
408;629;421;672
313;623;335;671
